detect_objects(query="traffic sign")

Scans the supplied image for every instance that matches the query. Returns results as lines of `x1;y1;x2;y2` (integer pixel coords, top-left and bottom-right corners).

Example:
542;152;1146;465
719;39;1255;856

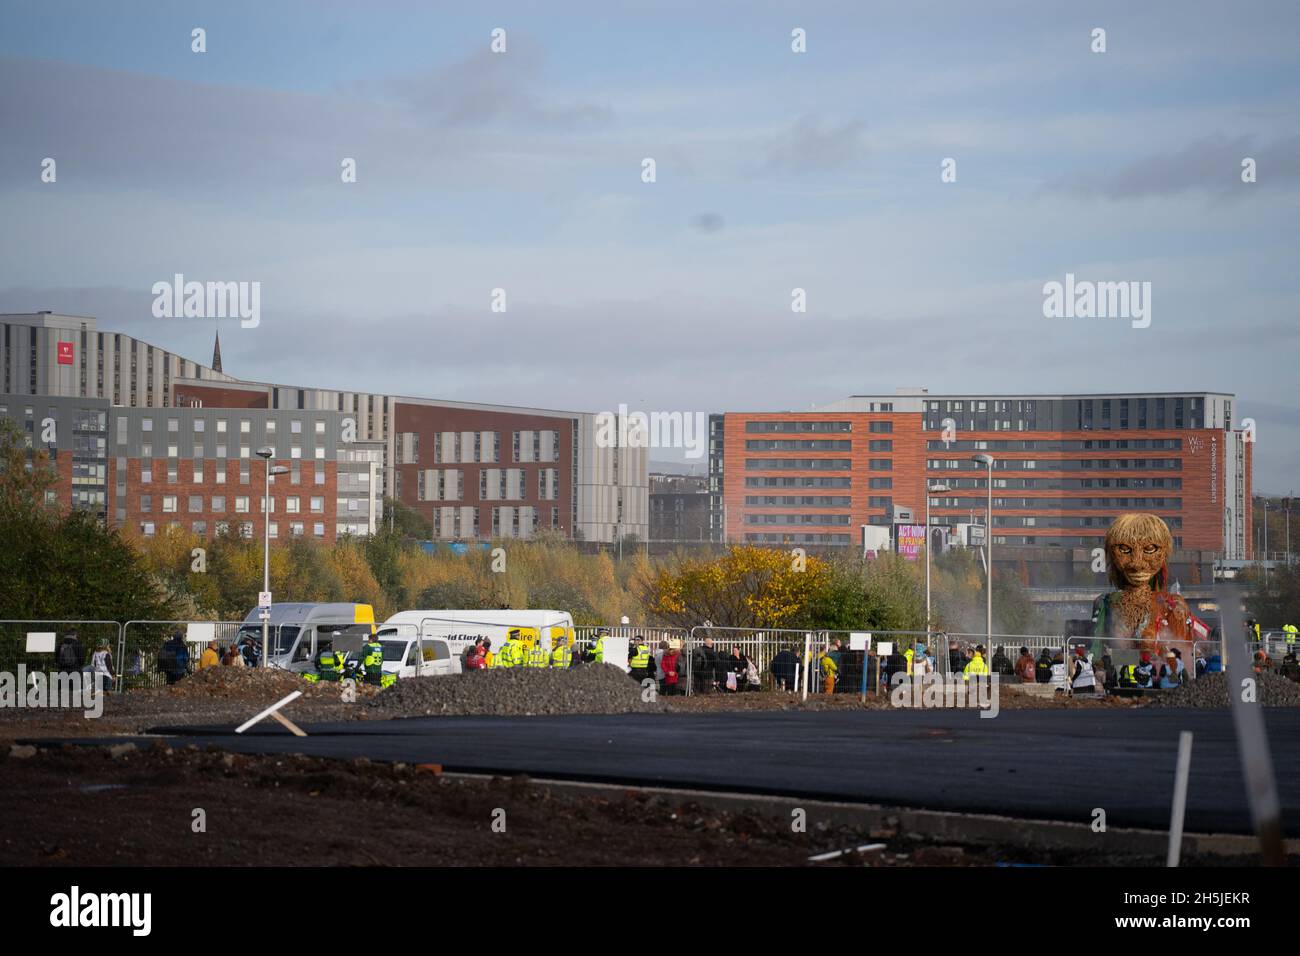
258;591;272;608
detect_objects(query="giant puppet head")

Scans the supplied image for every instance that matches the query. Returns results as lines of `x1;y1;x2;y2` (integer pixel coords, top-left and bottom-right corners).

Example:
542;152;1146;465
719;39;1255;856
1105;512;1173;593
1099;513;1188;643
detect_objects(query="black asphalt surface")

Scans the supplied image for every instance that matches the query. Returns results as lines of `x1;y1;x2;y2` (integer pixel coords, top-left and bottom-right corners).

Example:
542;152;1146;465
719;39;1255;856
87;707;1299;836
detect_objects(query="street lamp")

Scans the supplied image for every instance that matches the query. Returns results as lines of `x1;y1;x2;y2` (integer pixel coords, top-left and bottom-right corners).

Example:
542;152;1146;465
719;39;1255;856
924;481;951;638
256;447;289;668
971;454;994;652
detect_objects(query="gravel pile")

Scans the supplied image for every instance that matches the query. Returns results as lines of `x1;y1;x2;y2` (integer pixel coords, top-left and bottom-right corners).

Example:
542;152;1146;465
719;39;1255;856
1146;671;1300;709
368;664;661;716
167;666;380;702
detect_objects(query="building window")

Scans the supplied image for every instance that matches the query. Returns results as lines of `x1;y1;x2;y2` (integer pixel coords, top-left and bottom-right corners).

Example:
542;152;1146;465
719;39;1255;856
140;495;152;512
310;496;324;513
287;497;300;513
188;495;202;513
212;496;226;512
313;522;325;537
235;496;250;513
162;495;177;513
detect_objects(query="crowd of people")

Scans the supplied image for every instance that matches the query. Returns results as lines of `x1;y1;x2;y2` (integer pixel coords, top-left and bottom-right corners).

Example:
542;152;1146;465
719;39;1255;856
37;622;1300;697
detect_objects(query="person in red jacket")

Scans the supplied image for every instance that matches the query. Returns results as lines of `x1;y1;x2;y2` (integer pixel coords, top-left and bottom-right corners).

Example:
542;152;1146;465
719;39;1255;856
660;645;682;695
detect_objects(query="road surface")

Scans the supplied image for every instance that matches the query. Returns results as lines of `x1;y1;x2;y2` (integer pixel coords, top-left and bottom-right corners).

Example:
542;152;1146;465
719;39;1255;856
103;707;1300;836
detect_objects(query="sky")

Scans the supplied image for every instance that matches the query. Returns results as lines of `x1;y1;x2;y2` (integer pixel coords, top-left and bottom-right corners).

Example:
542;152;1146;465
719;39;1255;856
1;0;1298;490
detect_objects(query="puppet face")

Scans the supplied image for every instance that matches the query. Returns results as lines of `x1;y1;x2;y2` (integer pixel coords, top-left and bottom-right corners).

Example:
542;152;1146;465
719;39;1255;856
1109;536;1167;589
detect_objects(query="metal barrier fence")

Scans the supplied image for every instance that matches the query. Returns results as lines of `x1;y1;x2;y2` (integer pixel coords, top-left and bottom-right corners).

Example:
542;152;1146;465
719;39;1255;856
0;619;121;687
119;620;247;692
683;627;952;698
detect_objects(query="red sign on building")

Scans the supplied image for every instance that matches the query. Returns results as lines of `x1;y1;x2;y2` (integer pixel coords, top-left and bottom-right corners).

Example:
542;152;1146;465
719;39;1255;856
56;341;74;365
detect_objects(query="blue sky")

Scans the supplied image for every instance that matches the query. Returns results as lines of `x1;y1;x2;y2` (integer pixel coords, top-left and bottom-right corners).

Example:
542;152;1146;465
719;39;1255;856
1;0;1298;489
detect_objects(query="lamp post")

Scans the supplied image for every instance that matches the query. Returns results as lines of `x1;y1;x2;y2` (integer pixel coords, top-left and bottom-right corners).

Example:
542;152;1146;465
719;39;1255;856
924;481;951;637
256;447;289;667
971;454;994;651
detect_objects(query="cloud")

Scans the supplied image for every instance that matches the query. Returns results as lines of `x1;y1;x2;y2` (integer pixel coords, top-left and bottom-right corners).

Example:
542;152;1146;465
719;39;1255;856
761;115;868;174
380;45;613;131
691;213;724;233
1048;133;1300;200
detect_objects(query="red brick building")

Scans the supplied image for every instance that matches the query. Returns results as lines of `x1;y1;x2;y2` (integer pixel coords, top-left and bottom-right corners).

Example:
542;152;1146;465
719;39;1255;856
710;390;1251;559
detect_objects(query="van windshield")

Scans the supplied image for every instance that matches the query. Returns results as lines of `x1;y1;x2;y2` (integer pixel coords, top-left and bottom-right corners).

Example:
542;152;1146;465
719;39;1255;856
237;624;299;656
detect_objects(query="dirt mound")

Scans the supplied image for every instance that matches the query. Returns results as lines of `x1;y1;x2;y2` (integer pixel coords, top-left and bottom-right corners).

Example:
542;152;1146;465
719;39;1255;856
167;666;380;702
369;663;661;716
1145;670;1300;708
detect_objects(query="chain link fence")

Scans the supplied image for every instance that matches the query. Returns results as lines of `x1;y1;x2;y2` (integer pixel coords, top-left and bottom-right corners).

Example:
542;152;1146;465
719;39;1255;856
119;620;246;692
682;626;958;698
0;619;121;688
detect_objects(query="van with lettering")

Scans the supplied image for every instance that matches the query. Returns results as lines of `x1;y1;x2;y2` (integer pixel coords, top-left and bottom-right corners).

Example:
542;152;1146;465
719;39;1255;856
378;609;575;670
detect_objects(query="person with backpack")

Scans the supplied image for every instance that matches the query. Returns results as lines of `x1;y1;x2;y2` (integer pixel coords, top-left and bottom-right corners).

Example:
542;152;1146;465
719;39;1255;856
157;633;190;685
56;633;84;674
818;644;840;694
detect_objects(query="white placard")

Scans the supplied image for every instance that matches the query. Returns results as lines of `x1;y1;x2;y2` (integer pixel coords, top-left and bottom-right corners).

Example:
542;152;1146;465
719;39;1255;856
603;636;630;672
849;632;871;651
186;622;216;644
258;591;273;608
876;641;893;657
25;632;57;653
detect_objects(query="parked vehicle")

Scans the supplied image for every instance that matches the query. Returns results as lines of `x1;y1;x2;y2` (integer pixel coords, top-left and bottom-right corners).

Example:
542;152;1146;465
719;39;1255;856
379;609;575;660
379;636;461;679
237;603;377;673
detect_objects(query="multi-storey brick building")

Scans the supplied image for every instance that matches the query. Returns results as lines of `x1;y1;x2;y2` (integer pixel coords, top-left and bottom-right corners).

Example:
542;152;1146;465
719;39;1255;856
710;389;1252;560
1;394;381;543
1;311;649;543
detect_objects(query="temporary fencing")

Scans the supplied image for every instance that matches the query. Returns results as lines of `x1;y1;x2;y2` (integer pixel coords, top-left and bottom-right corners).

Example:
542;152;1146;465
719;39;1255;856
118;620;247;692
682;626;954;698
0;619;121;686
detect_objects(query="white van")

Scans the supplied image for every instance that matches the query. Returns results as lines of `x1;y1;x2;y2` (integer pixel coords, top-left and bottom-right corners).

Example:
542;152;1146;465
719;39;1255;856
379;609;575;665
238;602;376;673
380;635;461;679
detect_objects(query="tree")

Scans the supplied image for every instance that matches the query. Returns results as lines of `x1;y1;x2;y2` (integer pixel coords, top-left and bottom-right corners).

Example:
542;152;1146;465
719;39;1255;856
642;545;829;629
382;497;432;539
0;420;176;624
1244;564;1300;628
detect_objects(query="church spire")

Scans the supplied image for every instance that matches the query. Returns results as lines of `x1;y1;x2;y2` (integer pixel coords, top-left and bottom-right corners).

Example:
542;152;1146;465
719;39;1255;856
212;329;223;373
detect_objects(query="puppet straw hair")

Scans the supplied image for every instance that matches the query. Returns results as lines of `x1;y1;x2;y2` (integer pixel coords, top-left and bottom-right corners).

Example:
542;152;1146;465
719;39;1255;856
1105;513;1173;590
